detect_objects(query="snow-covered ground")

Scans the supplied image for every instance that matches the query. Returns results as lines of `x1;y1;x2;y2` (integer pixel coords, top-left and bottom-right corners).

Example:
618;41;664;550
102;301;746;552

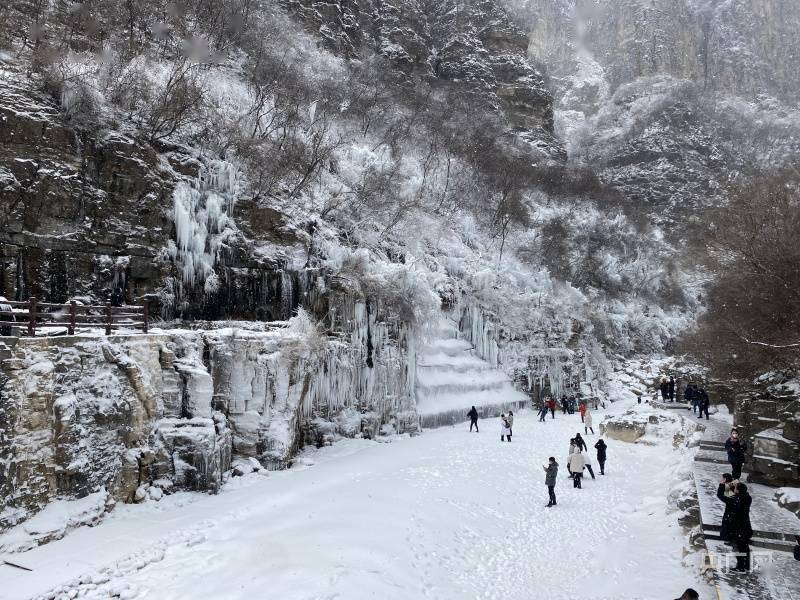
2;391;713;600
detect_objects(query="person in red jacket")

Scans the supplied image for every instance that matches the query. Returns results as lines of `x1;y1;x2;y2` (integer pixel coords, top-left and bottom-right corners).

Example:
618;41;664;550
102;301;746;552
579;401;587;423
547;397;556;419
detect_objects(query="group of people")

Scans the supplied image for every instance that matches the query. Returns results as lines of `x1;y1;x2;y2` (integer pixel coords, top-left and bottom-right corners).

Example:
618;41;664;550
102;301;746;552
537;396;594;435
543;434;608;504
657;376;711;420
716;428;753;572
685;383;710;420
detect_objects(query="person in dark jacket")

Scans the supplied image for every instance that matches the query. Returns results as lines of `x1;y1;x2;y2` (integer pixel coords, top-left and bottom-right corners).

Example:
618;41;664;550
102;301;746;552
574;433;588;452
668;376;675;401
725;428;747;479
659;378;668;400
719;473;736;542
543;457;558;507
696;388;710;420
685;384;696;412
717;480;753;571
467;406;479;432
673;589;699;600
793;535;800;561
594;438;607;475
560;394;568;414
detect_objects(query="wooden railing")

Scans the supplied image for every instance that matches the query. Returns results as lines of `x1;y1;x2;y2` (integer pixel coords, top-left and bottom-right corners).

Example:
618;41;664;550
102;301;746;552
0;297;149;336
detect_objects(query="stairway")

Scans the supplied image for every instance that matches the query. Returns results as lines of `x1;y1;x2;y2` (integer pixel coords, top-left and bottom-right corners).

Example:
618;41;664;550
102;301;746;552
415;319;527;428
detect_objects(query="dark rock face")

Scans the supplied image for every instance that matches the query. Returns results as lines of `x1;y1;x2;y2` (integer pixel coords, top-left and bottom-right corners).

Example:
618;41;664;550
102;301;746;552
734;375;800;487
0;71;310;320
286;0;565;161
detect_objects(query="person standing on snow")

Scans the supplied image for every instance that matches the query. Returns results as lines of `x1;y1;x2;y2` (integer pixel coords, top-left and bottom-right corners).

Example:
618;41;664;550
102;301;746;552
561;394;568;415
697;388;710;420
574;433;588;452
579;401;587;423
685;383;697;412
668;376;675;402
717;480;753;571
538;401;548;422
467;406;479;432
544;457;559;507
507;411;514;440
719;473;738;542
584;409;594;435
660;378;668;401
500;414;511;442
568;449;585;488
725;429;747;480
594;438;607;474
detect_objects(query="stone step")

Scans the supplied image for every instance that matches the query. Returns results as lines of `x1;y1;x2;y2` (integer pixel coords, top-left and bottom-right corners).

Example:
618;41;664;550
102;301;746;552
703;530;796;554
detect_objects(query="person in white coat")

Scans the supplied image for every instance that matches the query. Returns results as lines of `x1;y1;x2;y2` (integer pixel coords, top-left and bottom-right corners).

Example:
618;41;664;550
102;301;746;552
584;410;594;435
500;414;511;442
568;449;585;488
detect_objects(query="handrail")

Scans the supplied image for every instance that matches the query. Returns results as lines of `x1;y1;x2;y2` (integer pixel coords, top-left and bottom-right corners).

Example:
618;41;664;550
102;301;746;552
0;297;150;336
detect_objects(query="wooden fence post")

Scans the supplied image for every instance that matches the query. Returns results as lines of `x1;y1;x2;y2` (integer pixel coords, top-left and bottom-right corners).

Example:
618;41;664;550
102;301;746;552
28;297;36;336
142;300;148;334
105;301;112;336
68;301;76;335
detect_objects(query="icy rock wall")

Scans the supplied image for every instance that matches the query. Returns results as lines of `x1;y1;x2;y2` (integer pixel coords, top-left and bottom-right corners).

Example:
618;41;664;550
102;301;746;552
0;334;230;533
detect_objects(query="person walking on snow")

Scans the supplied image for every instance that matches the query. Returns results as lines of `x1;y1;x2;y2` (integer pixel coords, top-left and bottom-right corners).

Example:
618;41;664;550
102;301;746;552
584;451;596;479
725;428;747;480
579;401;587;422
568;449;585;488
685;383;697;413
574;433;588;452
548;397;557;419
467;406;479;432
538;402;548;422
544;457;559;507
668;376;675;402
594;438;607;474
660;378;668;401
584;409;594;435
561;395;568;415
500;414;511;442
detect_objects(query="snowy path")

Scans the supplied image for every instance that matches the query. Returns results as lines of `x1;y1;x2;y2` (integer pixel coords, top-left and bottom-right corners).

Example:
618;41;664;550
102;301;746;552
3;407;710;600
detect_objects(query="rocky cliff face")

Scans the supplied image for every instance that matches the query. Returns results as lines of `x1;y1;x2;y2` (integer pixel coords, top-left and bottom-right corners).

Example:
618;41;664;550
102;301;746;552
286;0;565;161
0;67;313;319
0;299;416;539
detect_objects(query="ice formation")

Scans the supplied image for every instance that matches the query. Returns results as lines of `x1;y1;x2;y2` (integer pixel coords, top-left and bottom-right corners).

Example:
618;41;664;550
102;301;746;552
170;160;239;291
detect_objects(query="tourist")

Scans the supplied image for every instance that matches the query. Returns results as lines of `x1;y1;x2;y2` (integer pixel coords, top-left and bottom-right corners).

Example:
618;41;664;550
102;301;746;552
594;438;607;475
668;376;675;401
716;481;753;571
584;450;596;480
543;457;558;507
500;414;511;442
696;387;710;420
548;397;557;419
579;401;587;423
719;473;737;542
568;449;585;488
673;589;699;600
685;383;696;412
507;411;514;440
793;535;800;561
584;409;594;435
574;433;588;452
467;406;479;432
660;377;668;400
725;429;747;479
561;394;568;414
538;402;548;422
